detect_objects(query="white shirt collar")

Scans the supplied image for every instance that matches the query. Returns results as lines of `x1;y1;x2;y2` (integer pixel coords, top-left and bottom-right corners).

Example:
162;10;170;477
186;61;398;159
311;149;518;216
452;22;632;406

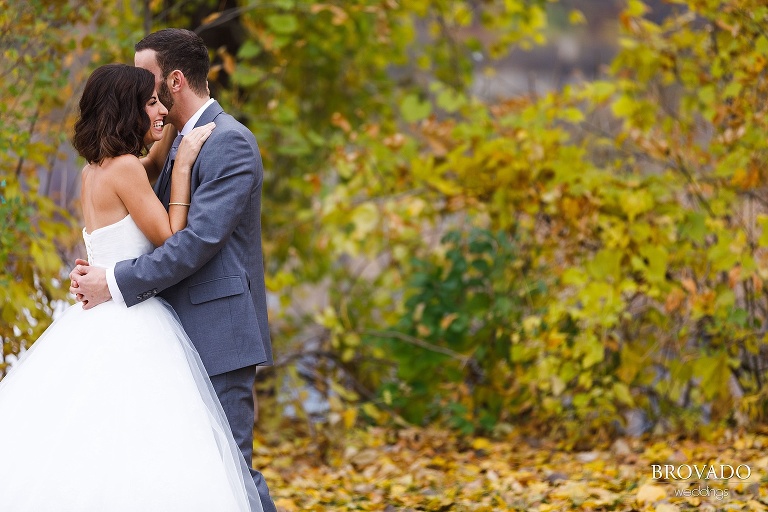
180;98;216;136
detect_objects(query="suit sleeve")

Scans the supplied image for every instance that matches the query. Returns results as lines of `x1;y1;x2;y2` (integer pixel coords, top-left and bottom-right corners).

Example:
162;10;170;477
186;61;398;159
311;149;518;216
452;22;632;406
114;128;259;307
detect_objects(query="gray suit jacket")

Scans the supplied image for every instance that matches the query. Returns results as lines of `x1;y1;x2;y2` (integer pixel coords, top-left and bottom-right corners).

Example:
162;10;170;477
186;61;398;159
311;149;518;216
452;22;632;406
115;101;273;376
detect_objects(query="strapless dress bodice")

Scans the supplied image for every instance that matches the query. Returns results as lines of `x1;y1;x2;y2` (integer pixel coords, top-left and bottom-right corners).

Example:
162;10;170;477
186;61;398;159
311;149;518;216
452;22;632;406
82;215;153;267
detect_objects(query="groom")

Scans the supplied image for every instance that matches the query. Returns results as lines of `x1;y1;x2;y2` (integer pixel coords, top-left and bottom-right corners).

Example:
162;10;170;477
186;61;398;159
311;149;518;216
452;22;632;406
69;29;276;512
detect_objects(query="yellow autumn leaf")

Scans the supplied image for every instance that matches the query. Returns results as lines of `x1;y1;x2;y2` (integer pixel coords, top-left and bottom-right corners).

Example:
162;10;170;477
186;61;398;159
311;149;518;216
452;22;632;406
569;9;586;25
351;202;379;239
636;483;666;504
471;437;492;451
343;408;358;429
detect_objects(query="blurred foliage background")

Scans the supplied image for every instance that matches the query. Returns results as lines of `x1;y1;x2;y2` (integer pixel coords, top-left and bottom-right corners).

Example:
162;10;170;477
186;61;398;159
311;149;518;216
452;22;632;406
4;0;768;448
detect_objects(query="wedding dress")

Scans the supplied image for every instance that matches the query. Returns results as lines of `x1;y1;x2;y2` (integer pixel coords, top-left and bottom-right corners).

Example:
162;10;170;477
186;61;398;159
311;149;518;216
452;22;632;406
0;214;264;512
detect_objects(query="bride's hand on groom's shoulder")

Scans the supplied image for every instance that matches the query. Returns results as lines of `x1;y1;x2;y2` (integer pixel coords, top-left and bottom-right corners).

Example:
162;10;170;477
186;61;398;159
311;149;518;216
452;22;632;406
175;122;215;173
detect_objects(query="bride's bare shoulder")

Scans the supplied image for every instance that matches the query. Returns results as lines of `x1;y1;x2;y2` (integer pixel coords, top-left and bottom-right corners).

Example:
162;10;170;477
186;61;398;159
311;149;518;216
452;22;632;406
108;154;144;171
96;154;147;183
107;155;156;199
81;154;143;185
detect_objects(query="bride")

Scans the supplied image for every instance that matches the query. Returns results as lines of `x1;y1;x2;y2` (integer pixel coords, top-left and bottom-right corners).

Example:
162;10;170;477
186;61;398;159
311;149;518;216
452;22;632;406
0;64;264;512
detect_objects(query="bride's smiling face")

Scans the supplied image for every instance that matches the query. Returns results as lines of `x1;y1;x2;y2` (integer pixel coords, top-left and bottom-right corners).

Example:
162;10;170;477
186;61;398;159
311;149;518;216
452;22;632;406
144;90;168;145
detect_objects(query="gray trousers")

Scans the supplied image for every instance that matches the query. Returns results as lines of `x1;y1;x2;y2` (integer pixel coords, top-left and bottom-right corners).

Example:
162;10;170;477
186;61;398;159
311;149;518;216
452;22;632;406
210;365;276;512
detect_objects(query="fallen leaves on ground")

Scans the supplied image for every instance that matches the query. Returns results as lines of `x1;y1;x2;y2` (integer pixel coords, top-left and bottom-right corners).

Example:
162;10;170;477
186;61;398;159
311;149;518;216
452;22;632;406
252;427;768;511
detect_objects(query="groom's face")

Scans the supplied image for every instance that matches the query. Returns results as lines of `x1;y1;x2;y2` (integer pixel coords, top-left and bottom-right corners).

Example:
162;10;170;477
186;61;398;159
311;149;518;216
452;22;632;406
135;49;175;122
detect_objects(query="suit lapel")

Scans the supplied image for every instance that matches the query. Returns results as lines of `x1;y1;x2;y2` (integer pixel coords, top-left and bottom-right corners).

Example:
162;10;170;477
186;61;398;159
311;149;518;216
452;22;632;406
154;156;172;204
196;100;224;127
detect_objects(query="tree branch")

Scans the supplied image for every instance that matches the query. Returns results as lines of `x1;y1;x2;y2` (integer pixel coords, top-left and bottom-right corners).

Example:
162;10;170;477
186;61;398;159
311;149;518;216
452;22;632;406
362;329;470;364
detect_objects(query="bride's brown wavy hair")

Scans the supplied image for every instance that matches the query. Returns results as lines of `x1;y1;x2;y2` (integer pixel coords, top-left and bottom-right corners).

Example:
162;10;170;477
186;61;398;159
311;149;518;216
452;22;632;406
72;64;155;165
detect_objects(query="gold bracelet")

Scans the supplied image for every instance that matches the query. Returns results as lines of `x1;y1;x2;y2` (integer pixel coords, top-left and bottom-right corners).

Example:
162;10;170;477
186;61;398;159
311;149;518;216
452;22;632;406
169;202;190;207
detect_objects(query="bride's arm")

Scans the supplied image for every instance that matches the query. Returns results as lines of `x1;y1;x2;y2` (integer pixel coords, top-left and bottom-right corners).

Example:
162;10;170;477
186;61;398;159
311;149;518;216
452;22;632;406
140;124;177;184
115;123;215;246
167;123;215;232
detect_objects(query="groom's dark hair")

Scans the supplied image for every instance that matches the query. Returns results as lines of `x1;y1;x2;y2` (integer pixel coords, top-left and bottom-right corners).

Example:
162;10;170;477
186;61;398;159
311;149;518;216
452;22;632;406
135;28;210;97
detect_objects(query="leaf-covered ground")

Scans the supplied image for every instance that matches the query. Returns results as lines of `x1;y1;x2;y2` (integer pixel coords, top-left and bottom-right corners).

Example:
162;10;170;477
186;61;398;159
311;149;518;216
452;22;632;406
254;428;768;511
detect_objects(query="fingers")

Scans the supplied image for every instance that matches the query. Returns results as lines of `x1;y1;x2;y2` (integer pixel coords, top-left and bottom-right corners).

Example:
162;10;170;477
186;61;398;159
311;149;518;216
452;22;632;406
197;124;214;141
70;266;90;296
195;121;215;132
70;259;89;281
175;123;215;168
70;284;83;302
193;128;213;148
69;275;82;299
185;123;215;145
70;263;83;299
69;258;91;300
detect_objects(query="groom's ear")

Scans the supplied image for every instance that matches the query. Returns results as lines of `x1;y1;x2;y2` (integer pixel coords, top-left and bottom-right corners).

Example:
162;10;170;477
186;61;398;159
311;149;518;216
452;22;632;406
169;70;184;92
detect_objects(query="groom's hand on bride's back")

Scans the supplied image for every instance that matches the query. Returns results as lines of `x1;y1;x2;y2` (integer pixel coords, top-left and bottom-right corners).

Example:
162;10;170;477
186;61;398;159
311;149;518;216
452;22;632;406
69;259;111;310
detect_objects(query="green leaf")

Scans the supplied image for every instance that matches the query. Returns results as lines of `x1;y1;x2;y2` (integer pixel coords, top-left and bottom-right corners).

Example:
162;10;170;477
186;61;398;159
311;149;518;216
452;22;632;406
586;249;622;282
611;95;635;118
758;215;768;247
436;88;467;113
266;14;299;35
681;212;706;244
351;203;379;238
613;382;634;406
723;81;742;99
638;245;667;284
576;334;604;369
400;94;432;122
560;108;584;123
231;66;264;87
756;35;768;55
693;353;730;400
697;85;716;107
617;344;646;384
586;81;616;102
237;40;262;59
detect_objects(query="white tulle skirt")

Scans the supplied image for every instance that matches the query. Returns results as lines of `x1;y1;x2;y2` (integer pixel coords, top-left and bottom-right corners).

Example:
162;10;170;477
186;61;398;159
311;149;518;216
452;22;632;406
0;298;263;512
